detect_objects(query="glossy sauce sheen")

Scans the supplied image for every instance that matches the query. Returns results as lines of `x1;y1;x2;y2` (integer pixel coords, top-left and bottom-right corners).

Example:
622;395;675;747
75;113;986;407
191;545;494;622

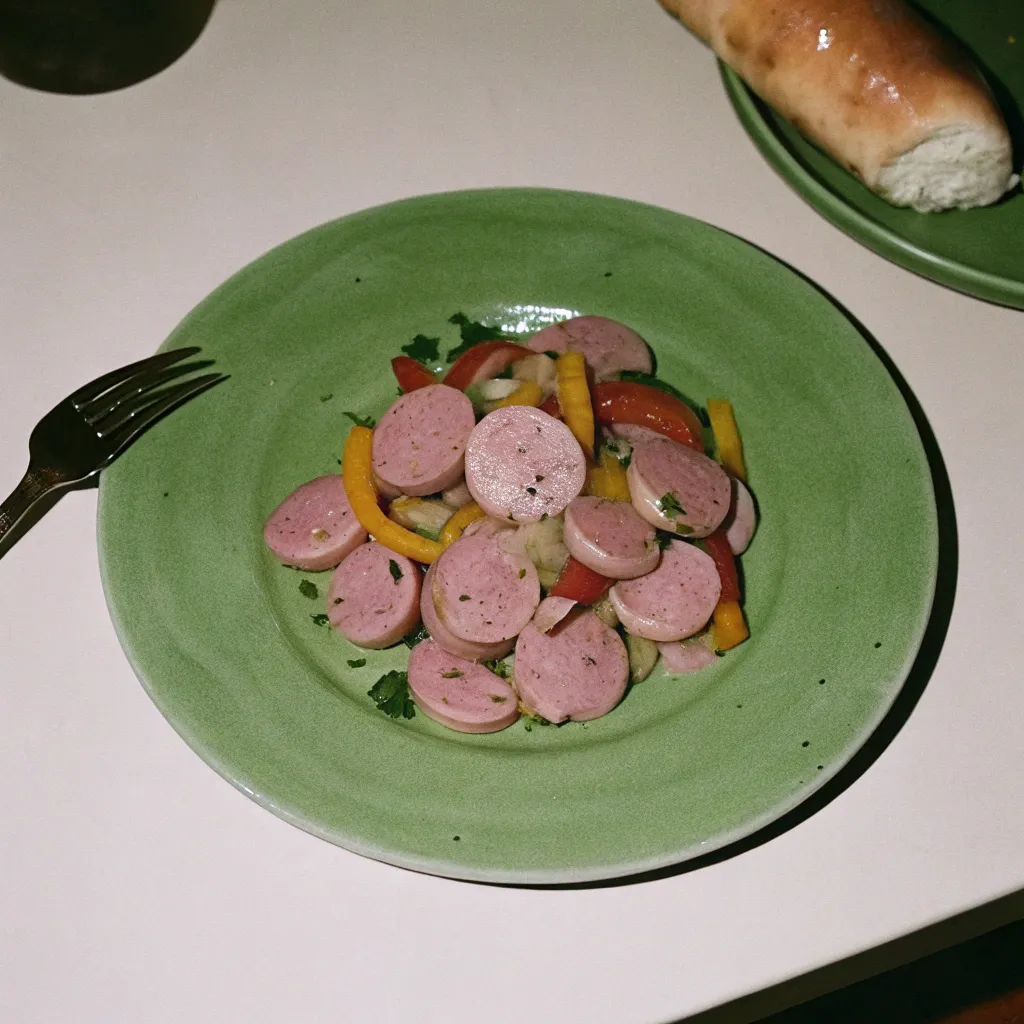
263;475;367;571
327;542;421;649
407;639;519;733
610;539;721;642
527;315;653;381
464;406;587;523
514;610;629;723
371;384;476;496
628;436;731;537
432;522;540;643
563;496;660;580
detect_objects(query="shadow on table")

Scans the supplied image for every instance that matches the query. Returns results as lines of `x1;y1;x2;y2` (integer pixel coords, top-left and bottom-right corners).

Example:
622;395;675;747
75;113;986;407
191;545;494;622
509;261;959;892
679;889;1024;1024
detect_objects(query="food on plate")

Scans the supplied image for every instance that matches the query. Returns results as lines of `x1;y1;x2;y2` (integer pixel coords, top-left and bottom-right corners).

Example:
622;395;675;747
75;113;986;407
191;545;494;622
263;475;367;571
658;0;1018;211
264;312;760;732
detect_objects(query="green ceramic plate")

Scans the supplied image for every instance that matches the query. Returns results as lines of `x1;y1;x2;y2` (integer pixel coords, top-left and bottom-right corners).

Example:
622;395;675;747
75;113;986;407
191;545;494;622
721;0;1024;308
98;188;937;883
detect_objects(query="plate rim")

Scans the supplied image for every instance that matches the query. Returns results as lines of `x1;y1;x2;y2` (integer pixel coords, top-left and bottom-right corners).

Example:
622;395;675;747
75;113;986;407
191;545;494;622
97;186;941;884
719;64;1024;310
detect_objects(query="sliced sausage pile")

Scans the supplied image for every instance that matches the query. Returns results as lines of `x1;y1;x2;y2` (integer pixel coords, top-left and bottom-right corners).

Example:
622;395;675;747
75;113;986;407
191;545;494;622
263;314;758;734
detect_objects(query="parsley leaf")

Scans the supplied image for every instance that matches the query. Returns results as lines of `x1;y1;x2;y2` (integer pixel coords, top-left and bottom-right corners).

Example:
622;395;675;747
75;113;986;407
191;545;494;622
656;530;675;550
367;671;416;719
484;659;512;680
347;658;366;668
440;669;463;679
311;614;329;627
446;312;515;362
319;393;334;403
388;559;403;583
298;579;319;600
401;333;440;365
657;492;686;518
344;411;375;429
401;623;430;648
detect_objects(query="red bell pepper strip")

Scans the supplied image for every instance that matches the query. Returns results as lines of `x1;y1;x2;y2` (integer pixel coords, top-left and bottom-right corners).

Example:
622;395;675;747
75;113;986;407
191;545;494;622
549;556;613;605
443;341;531;391
701;529;741;603
391;355;436;393
592;381;703;452
539;393;562;419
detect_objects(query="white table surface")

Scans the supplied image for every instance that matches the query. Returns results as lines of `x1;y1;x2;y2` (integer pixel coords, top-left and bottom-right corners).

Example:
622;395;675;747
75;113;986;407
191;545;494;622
2;2;1022;1022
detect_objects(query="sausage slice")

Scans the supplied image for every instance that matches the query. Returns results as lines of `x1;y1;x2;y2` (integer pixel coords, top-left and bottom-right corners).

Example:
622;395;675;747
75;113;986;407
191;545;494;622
563;496;660;580
514;610;629;723
407;639;519;733
724;477;757;556
420;562;514;662
263;475;368;571
371;384;476;496
609;539;721;642
627;436;731;538
526;316;653;381
327;542;421;649
464;406;586;523
432;522;540;644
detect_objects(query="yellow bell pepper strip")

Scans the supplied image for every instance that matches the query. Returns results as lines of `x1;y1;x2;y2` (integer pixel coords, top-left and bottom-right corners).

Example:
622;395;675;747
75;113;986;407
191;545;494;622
707;399;746;482
341;426;444;564
438;500;487;547
486;379;543;411
712;600;749;651
584;448;630;501
555;352;594;460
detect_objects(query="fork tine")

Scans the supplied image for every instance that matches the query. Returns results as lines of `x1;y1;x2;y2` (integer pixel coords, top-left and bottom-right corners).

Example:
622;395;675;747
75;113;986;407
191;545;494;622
83;358;215;425
96;369;225;438
70;346;202;408
100;374;228;463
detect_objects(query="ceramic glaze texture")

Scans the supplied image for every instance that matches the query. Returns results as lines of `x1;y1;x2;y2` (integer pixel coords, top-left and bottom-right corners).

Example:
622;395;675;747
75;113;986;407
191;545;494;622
721;0;1023;307
98;188;938;883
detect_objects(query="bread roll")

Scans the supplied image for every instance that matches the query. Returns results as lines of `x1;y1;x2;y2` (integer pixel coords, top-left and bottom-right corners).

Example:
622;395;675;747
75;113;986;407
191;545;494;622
659;0;1018;212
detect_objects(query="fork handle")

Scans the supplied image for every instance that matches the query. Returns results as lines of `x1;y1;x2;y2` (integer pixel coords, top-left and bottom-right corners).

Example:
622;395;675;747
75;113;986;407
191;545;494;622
0;466;68;560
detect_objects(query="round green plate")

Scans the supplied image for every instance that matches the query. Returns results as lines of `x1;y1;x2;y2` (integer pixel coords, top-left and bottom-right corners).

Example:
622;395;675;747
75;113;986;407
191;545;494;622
98;188;937;884
721;0;1024;308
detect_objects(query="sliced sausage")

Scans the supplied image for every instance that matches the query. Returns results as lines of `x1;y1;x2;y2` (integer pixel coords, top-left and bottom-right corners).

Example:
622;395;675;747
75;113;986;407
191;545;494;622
563;496;660;580
464;406;586;523
407;639;519;733
371;384;476;497
420;563;514;662
609;539;721;642
432;523;540;643
442;479;474;509
658;636;718;673
326;542;421;649
263;475;368;571
627;436;731;538
724;477;757;556
526;316;653;381
514;610;629;723
532;595;577;634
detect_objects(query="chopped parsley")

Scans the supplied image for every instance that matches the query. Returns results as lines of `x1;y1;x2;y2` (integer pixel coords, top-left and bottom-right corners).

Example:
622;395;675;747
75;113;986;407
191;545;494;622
311;614;329;627
446;312;516;361
367;671;416;719
489;694;508;704
458;594;471;601
518;568;527;579
401;623;430;648
298;579;319;599
657;492;686;518
319;393;334;403
484;659;512;680
388;559;403;583
544;351;560;360
343;411;375;428
347;658;366;668
401;333;440;365
440;669;464;679
656;530;675;550
674;522;694;535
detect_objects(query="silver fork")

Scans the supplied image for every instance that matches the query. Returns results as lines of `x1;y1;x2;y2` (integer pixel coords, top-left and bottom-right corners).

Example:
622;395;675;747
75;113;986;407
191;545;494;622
0;347;227;560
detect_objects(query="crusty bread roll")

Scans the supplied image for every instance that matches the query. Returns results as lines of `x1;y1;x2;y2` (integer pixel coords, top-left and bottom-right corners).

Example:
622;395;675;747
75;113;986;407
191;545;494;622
659;0;1018;211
